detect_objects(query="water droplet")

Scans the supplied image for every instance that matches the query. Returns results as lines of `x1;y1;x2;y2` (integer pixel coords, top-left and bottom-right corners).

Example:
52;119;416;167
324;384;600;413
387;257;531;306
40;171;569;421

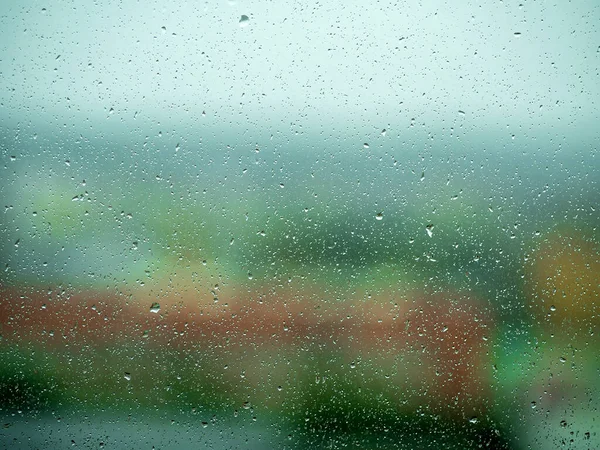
514;32;522;37
242;401;251;409
150;302;161;313
161;26;167;34
559;356;566;363
469;417;478;424
530;401;536;409
363;143;370;149
248;273;253;280
560;420;567;427
202;421;209;428
381;129;386;136
124;373;131;381
458;110;465;115
376;212;383;221
239;15;250;27
550;305;556;312
349;361;357;369
426;224;434;237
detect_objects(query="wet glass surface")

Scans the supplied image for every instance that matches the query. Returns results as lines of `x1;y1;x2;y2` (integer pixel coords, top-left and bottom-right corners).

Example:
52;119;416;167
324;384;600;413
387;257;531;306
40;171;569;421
1;1;599;448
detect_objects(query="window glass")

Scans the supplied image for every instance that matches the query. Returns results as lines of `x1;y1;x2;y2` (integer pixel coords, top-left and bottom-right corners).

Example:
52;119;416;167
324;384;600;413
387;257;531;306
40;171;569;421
1;0;598;448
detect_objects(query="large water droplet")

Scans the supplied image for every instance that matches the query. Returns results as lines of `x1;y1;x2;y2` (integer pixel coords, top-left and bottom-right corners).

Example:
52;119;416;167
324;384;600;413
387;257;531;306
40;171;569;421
150;302;161;313
239;15;250;27
426;224;434;237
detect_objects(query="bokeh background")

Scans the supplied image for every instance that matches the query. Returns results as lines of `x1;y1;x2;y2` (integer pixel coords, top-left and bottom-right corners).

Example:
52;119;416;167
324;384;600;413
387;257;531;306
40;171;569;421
1;0;599;448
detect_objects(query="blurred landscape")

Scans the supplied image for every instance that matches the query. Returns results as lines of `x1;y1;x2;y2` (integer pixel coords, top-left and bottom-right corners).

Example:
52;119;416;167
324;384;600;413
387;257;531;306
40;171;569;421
1;122;598;449
1;0;599;448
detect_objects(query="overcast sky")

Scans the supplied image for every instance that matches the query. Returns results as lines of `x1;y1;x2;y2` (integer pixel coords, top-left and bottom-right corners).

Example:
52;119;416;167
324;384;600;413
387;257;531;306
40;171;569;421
1;0;598;138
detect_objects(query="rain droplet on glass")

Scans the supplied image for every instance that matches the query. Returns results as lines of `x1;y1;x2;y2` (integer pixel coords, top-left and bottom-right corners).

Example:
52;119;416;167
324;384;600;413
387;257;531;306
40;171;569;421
239;15;250;27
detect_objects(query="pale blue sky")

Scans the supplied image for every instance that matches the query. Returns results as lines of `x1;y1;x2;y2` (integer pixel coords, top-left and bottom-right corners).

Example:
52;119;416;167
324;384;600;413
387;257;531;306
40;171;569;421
1;0;598;137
